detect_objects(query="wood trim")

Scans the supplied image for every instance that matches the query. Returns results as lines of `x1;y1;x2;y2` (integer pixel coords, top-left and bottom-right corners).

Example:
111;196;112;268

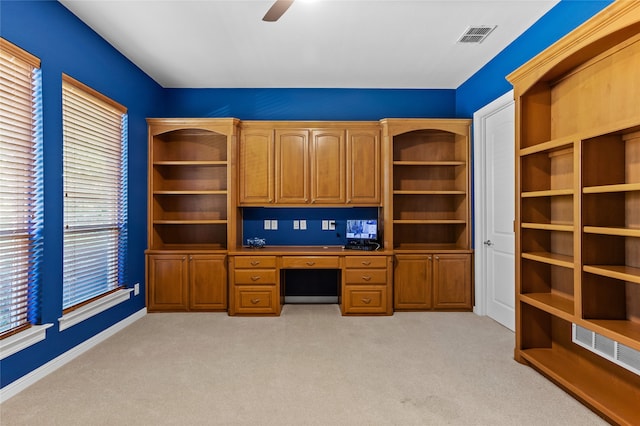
0;37;40;68
62;73;127;114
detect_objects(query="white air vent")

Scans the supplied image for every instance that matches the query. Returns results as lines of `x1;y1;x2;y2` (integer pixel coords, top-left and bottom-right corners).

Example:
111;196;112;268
457;26;496;44
572;324;640;376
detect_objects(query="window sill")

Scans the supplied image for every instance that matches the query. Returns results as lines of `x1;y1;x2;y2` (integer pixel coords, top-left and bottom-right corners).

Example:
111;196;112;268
1;324;53;360
58;288;133;332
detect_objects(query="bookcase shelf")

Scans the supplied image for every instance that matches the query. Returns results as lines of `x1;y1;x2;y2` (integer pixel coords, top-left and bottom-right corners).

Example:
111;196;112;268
509;3;640;422
382;119;472;311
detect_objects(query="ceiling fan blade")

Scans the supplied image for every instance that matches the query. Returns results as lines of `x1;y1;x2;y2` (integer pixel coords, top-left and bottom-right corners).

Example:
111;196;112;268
262;0;294;22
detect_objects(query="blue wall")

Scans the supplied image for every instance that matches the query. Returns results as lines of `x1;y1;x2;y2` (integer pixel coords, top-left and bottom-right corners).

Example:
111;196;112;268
163;88;455;120
455;0;613;117
0;0;164;388
0;0;613;391
242;207;379;246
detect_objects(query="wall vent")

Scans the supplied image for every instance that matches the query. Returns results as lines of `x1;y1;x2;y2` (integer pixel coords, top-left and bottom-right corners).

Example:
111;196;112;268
572;324;640;376
457;26;496;44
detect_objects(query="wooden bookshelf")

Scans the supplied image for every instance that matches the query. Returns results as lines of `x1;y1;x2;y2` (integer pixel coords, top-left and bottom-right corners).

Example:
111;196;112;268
508;3;640;423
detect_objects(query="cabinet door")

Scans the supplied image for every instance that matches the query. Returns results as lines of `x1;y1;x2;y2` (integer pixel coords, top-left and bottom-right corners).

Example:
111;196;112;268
347;128;380;204
189;255;227;310
147;254;189;311
433;253;472;309
310;129;345;204
275;129;309;204
394;255;432;309
239;128;274;204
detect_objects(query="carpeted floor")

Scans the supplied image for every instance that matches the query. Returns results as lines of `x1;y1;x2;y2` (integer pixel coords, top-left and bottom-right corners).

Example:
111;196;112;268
1;305;605;425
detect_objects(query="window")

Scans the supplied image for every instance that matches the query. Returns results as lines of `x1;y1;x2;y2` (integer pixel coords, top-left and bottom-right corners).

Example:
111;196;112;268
0;38;43;338
62;74;128;312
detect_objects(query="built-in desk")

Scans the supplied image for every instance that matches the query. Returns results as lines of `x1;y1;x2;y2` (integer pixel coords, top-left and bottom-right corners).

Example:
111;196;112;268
228;246;393;316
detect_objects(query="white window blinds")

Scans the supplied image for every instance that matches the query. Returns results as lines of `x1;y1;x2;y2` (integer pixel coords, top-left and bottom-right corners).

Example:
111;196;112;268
62;74;128;311
0;38;43;336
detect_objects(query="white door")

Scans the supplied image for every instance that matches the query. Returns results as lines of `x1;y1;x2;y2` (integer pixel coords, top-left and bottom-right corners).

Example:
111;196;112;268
473;91;515;331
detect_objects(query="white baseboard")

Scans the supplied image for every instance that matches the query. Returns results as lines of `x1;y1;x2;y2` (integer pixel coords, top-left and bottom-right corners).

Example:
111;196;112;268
0;308;146;403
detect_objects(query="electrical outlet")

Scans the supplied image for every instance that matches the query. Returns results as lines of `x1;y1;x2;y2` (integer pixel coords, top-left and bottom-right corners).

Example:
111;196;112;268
329;220;336;230
322;220;329;230
264;219;271;230
293;220;299;230
271;220;278;230
300;220;307;230
134;283;140;296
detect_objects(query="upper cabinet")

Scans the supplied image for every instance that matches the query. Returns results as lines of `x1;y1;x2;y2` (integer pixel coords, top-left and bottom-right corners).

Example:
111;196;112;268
238;126;274;204
346;128;381;204
238;122;381;206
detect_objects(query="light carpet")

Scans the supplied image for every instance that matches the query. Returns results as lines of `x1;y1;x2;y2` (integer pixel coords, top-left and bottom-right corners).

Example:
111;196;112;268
1;305;605;425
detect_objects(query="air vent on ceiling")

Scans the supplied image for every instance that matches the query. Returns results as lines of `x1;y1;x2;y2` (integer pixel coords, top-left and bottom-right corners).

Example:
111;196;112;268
457;26;496;44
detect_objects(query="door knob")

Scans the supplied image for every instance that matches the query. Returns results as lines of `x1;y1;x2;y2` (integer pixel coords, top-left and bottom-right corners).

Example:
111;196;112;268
484;240;493;246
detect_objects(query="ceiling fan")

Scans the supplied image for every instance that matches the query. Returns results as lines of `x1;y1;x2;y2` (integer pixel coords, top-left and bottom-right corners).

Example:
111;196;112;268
263;0;294;22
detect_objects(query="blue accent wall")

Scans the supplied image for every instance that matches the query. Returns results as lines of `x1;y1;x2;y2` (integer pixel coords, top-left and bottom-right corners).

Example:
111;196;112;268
0;0;615;391
0;0;164;388
455;0;613;118
163;88;455;120
242;207;379;246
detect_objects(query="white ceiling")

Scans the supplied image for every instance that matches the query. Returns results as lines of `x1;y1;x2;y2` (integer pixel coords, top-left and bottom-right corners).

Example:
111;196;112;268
59;0;559;89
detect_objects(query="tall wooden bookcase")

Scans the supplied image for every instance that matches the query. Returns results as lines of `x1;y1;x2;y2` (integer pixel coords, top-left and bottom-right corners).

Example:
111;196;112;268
508;2;640;423
381;119;473;311
146;118;238;311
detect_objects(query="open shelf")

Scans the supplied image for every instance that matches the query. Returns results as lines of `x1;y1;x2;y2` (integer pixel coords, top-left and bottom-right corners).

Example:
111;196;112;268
583;265;640;285
521;223;573;232
511;5;640;422
521;251;573;268
153;164;227;192
152;128;228;162
520;293;574;319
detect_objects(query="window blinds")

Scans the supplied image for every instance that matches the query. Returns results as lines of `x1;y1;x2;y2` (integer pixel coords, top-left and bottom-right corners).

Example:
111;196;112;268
0;39;43;336
62;75;127;311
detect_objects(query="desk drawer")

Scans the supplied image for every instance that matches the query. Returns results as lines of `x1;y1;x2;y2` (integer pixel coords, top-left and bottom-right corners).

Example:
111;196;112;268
234;256;277;269
343;285;388;314
345;269;387;284
281;256;340;269
234;269;277;284
234;286;278;314
345;256;387;269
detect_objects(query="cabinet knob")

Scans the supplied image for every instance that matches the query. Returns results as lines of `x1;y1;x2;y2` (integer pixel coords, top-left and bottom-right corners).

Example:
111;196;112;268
182;256;187;260
362;275;372;281
189;256;193;261
250;298;261;304
361;298;372;304
428;256;432;261
306;261;315;266
251;276;261;281
250;260;260;266
435;256;439;260
361;261;371;266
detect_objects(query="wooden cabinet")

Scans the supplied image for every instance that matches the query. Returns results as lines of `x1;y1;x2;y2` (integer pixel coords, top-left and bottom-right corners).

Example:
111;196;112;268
239;122;380;206
508;3;640;423
275;129;310;204
147;253;227;312
146;118;238;312
229;256;280;315
310;129;346;204
382;119;473;311
346;128;380;204
394;253;472;310
239;127;274;204
342;255;392;315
